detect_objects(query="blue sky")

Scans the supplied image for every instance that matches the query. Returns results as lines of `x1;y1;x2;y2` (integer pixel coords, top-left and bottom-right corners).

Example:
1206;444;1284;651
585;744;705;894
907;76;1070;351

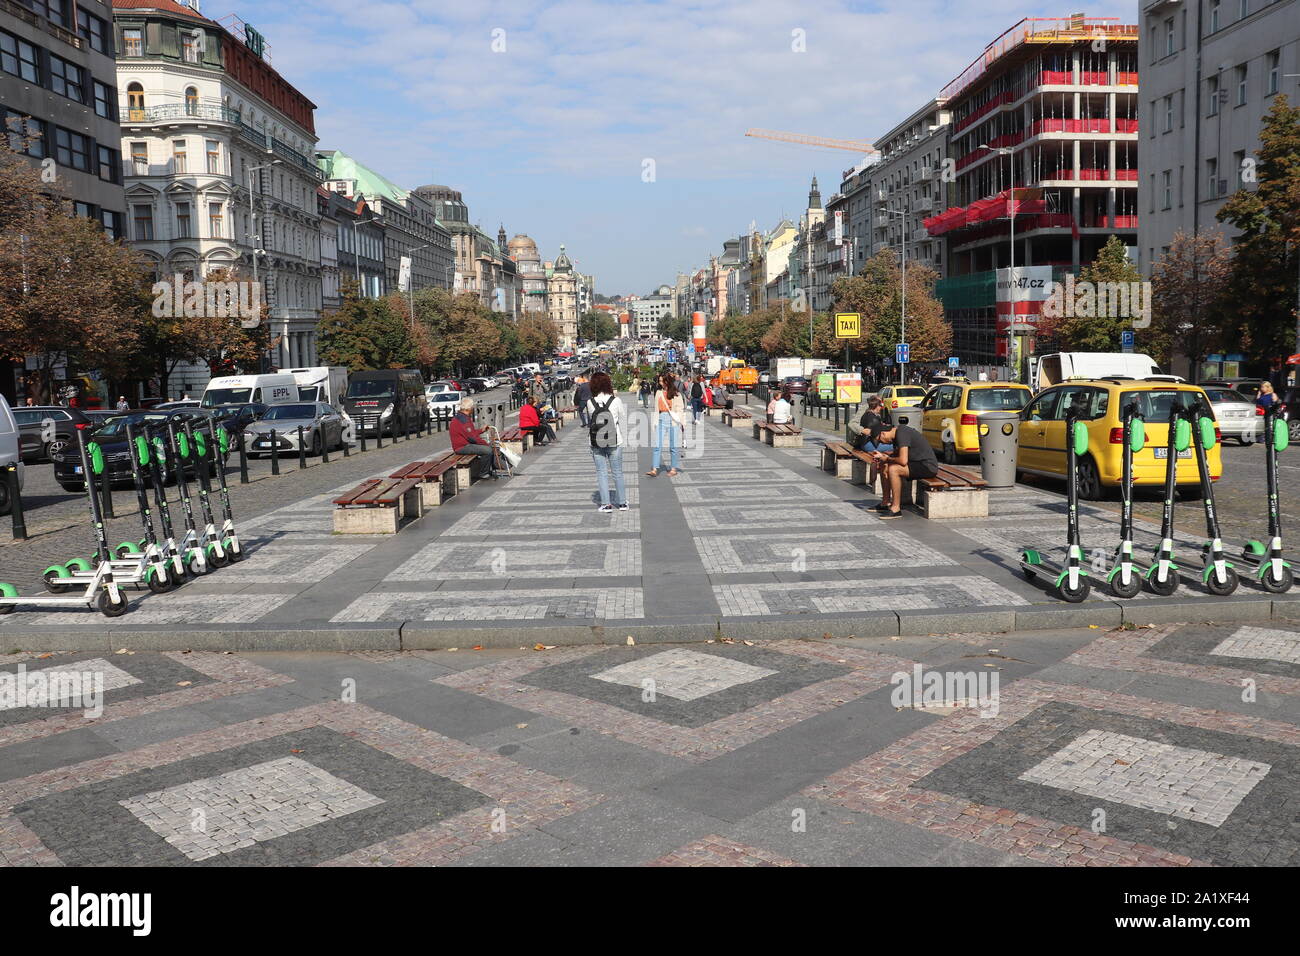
242;0;1135;295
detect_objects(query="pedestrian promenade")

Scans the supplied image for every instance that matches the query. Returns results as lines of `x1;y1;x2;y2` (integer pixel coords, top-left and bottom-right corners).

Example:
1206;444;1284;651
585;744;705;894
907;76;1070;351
2;396;1296;649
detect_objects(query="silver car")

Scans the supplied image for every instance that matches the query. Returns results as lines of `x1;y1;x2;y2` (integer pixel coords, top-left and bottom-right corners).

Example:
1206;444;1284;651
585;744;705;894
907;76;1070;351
245;402;344;457
1204;387;1259;444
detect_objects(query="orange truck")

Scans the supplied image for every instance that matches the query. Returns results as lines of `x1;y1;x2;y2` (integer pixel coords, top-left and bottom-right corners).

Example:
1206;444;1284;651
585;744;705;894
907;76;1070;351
713;366;759;391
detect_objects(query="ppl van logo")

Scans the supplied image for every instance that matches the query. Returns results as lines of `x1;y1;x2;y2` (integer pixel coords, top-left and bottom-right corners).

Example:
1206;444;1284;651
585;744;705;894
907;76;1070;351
151;274;264;328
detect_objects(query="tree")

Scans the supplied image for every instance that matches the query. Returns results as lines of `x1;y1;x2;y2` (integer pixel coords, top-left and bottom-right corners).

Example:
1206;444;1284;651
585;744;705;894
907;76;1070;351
831;248;950;365
1149;231;1233;378
0;145;153;401
517;315;560;358
657;313;691;342
577;310;617;343
1044;236;1143;352
317;296;415;371
1217;94;1300;363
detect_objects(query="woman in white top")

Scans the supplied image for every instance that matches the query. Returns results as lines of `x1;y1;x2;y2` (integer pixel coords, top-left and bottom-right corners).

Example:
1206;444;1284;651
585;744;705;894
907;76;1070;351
771;387;793;425
585;371;628;511
646;372;685;477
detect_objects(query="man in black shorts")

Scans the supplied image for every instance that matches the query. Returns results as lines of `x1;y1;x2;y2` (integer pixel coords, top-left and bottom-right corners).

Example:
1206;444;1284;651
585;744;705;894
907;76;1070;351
869;422;939;518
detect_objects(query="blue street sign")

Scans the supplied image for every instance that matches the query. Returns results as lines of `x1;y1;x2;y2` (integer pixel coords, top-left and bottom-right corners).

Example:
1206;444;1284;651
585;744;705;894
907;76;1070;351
948;356;960;368
667;350;677;362
1121;330;1135;353
896;343;910;365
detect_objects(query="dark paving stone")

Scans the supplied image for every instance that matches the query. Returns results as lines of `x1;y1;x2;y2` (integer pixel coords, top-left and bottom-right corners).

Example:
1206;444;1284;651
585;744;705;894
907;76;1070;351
1147;622;1300;679
0;727;120;783
368;683;541;741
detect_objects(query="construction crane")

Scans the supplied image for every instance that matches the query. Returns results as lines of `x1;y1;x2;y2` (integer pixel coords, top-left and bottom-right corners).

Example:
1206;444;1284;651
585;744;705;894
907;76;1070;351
744;128;878;154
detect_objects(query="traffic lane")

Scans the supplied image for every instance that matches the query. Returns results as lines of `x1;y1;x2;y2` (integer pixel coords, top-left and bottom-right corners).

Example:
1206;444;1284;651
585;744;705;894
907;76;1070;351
6;387;516;529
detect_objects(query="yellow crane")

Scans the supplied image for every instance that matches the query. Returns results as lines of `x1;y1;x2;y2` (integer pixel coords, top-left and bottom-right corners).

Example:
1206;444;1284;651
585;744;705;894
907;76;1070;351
744;128;879;154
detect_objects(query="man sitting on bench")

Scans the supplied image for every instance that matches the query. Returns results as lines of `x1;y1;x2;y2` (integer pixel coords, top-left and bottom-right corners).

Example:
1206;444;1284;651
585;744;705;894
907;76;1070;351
869;421;939;519
519;397;555;446
450;397;503;479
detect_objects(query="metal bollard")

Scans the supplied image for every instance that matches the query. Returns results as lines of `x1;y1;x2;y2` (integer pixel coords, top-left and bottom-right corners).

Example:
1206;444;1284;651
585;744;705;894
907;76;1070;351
834;404;840;429
342;432;350;457
360;428;367;453
321;432;330;463
237;429;250;484
376;423;383;449
297;426;307;469
99;464;114;519
5;463;26;541
270;429;280;475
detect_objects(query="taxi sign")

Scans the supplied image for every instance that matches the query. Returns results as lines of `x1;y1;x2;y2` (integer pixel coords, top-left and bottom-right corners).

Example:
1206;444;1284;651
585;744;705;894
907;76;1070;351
835;312;860;338
836;372;862;404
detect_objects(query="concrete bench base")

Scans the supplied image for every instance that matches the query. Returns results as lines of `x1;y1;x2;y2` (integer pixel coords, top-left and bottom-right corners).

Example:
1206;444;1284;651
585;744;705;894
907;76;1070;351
920;487;988;519
821;446;855;480
499;438;525;458
333;485;423;533
769;432;803;448
724;414;751;428
454;462;475;492
418;475;454;508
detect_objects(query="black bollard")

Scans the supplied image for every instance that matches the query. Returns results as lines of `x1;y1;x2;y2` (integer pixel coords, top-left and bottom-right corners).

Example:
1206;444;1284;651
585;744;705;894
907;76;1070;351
5;463;26;541
297;426;307;469
321;432;330;463
238;429;250;484
376;422;383;449
270;429;280;475
99;464;114;519
342;431;350;457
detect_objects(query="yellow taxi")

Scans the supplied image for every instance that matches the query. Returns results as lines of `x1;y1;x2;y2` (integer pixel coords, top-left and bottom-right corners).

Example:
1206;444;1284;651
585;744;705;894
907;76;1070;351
918;382;1033;462
1016;378;1223;500
876;384;929;411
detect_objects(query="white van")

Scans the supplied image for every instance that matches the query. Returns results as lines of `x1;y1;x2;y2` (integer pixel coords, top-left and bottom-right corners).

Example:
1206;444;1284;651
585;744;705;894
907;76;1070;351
518;363;541;375
286;367;349;410
1029;352;1178;391
201;374;299;408
0;394;24;516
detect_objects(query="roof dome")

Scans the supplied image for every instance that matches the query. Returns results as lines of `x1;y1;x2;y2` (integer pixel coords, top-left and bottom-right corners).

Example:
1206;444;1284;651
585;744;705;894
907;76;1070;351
553;244;573;271
508;234;539;258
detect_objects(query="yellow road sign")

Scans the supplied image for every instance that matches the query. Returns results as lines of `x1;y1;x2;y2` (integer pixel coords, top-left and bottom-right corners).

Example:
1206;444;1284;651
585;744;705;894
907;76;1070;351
836;373;862;404
835;312;860;338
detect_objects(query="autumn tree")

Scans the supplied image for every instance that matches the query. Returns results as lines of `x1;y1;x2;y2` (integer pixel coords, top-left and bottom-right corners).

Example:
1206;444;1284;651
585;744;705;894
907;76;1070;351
317;296;415;371
578;309;617;343
1149;231;1233;378
831;248;950;364
0;144;153;401
1044;236;1143;352
1217;94;1300;363
517;315;560;358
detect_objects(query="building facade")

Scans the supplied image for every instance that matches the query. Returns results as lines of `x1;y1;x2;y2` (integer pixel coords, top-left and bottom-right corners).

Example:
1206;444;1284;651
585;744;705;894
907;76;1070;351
869;98;951;281
508;233;547;316
546;245;578;348
415;184;517;314
113;1;326;384
631;286;673;338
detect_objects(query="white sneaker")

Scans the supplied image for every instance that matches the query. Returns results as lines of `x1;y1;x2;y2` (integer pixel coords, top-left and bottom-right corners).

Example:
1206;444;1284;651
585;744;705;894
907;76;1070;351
617;503;630;511
598;504;613;513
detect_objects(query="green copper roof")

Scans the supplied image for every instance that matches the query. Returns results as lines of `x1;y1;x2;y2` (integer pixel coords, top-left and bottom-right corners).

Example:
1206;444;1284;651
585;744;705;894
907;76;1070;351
316;150;410;204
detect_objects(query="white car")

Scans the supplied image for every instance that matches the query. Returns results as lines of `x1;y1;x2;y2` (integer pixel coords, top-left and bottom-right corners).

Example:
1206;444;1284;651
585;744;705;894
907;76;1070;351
1203;386;1260;444
428;390;464;420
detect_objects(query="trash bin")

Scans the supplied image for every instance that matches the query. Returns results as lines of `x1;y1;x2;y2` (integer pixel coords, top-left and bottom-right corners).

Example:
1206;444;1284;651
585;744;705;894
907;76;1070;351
978;411;1019;488
894;409;917;429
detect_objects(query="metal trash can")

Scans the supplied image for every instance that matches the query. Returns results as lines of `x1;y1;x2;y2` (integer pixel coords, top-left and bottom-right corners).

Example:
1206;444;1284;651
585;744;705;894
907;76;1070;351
978;411;1020;488
894;409;916;429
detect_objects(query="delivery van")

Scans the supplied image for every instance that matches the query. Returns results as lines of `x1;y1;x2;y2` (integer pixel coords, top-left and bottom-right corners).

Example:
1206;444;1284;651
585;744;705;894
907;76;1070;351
286;367;349;411
201;374;299;408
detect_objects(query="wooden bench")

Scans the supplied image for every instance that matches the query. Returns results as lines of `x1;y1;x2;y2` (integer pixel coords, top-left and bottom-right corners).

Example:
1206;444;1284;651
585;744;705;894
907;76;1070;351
558;406;577;427
752;421;804;448
391;456;461;508
722;408;752;429
899;464;989;519
497;426;530;458
333;477;423;533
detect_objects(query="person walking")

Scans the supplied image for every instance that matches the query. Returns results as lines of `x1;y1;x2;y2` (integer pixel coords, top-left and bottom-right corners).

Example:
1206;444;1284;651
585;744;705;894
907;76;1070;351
115;395;129;411
646;373;684;477
574;372;593;427
585;371;628;512
690;376;705;422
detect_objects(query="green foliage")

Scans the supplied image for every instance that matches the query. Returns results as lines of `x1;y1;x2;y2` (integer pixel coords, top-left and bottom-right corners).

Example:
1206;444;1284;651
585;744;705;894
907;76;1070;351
1052;236;1142;351
317;297;415;371
578;310;618;343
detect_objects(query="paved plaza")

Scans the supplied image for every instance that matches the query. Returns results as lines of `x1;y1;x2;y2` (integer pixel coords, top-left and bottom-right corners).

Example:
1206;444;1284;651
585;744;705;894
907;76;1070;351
2;398;1296;647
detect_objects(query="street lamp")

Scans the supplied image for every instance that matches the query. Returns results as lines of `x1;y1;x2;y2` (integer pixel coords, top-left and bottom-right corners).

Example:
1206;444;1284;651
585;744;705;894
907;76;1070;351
405;243;431;332
247;157;281;371
978;144;1017;381
884;208;908;384
351;214;378;296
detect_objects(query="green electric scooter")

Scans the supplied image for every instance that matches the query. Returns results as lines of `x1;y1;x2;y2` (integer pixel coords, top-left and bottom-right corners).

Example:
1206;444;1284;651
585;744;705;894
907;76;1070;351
1144;402;1188;595
1189;404;1238;596
144;427;188;586
0;431;129;617
183;420;229;568
200;419;245;562
1107;402;1145;598
164;420;209;576
1021;412;1091;602
1240;404;1293;592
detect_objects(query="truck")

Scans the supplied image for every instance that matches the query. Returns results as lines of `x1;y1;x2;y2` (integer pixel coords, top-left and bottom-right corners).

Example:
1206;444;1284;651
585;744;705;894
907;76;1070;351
200;374;299;408
714;365;759;391
286;366;349;411
706;356;724;376
1029;352;1177;391
770;357;823;381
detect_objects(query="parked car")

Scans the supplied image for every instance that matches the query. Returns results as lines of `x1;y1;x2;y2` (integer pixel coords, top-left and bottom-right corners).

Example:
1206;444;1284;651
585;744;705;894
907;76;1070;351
154;399;201;411
343;369;427;436
1273;386;1300;442
0;395;23;517
11;405;95;463
199;403;268;458
243;403;345;457
467;377;494;393
1202;378;1264;402
1201;387;1259;445
428;390;464;421
50;410;210;492
877;384;929;410
918;383;1033;462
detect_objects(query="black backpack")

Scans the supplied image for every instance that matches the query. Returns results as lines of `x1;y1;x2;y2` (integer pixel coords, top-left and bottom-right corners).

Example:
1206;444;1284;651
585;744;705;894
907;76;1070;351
589;395;617;449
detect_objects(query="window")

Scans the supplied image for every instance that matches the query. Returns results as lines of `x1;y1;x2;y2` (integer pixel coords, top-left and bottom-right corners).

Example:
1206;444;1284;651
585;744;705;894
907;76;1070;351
1234;150;1247;188
96;144;117;183
175;202;191;238
132;204;153;241
121;28;143;57
1210;0;1221;32
1238;0;1249;19
101;210;123;240
1164;17;1175;57
48;56;85;103
126;83;144;121
72;200;92;220
0;31;40;83
172;139;186;173
1161;169;1172;209
1267;50;1280;95
24;0;69;28
208;202;224;238
1207;75;1220;115
185;87;198;115
1163;95;1173;132
130;141;147;173
205;139;220;174
92;80;113;119
77;8;110;54
54;127;90;171
1207;158;1218;197
182;33;199;63
3;109;44;157
1236;65;1248;105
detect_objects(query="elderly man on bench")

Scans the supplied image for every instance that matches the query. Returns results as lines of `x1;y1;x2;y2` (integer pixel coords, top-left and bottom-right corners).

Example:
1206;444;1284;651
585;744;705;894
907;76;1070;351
450;397;507;479
868;421;939;519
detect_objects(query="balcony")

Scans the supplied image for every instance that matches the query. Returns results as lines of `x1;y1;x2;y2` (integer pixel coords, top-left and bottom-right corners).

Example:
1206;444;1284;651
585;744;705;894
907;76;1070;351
121;105;242;125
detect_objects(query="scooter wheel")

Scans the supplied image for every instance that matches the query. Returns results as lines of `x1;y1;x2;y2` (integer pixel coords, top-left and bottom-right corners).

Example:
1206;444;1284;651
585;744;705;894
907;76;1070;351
145;566;171;594
186;553;208;576
115;542;140;559
1204;565;1239;597
1058;579;1091;603
1146;569;1179;596
223;538;244;562
43;567;73;594
1260;565;1293;594
65;557;93;573
1110;572;1143;599
166;564;186;588
206;544;230;568
97;590;129;617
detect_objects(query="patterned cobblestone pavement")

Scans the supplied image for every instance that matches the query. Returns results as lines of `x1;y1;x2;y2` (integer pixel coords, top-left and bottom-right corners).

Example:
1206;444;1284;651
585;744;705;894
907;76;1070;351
4;620;1298;865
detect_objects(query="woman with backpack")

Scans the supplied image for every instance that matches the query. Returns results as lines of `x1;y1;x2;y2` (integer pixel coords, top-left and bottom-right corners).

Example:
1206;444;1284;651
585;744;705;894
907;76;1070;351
585;371;628;512
646;372;684;478
689;376;705;423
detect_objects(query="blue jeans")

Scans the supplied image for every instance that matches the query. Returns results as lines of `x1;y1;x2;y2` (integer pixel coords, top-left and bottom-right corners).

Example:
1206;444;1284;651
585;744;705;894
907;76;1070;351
653;412;680;470
861;440;895;454
591;445;626;506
